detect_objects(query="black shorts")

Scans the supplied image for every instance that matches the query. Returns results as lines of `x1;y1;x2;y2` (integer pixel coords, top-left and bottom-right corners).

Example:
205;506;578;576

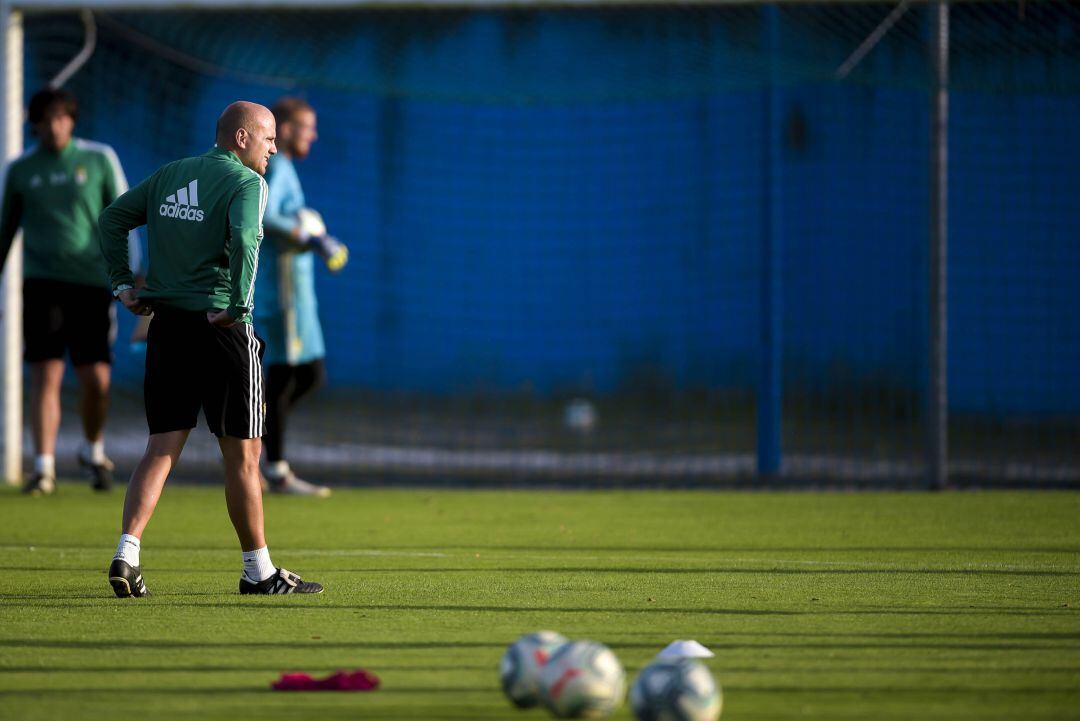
23;278;115;365
144;306;266;439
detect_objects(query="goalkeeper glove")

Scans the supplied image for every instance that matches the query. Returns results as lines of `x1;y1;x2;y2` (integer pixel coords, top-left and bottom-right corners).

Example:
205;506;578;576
296;207;327;239
295;208;348;272
308;234;349;273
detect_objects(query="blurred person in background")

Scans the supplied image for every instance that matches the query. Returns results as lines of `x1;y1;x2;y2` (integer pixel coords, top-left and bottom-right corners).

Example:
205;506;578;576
0;87;141;494
254;97;348;498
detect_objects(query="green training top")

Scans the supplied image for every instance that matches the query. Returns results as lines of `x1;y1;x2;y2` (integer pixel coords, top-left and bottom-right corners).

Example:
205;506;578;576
99;147;268;323
0;138;140;288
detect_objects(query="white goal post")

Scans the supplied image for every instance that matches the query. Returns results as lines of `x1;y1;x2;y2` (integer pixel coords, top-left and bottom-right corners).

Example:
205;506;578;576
1;0;21;484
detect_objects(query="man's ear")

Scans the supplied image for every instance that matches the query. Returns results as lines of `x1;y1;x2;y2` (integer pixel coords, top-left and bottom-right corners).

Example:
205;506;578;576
235;127;249;149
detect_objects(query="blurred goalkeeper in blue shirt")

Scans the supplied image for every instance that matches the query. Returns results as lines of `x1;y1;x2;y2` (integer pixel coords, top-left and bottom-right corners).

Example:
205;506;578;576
254;97;347;496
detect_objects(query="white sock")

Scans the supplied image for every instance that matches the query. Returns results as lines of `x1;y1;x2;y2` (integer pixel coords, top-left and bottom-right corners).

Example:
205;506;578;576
265;460;290;480
242;546;276;583
34;455;55;478
114;534;141;567
82;440;106;464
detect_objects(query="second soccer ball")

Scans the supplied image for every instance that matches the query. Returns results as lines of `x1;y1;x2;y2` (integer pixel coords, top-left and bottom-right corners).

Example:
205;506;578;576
538;640;626;718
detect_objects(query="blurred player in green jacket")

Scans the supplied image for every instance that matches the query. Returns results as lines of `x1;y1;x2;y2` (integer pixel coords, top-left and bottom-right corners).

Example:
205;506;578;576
0;88;141;494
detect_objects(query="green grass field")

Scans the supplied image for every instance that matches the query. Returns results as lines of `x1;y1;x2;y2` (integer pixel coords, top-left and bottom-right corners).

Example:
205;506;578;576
0;484;1078;721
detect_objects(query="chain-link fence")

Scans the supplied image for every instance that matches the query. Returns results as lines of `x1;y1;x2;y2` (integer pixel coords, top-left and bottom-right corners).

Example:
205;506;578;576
19;2;1080;486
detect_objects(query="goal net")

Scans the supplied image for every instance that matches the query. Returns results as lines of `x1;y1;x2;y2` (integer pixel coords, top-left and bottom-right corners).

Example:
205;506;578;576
10;1;1080;486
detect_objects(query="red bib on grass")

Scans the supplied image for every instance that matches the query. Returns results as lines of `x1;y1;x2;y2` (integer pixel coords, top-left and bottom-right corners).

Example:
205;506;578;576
272;670;380;691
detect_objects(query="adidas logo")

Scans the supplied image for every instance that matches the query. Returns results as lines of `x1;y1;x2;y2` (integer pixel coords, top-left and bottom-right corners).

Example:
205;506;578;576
159;179;205;222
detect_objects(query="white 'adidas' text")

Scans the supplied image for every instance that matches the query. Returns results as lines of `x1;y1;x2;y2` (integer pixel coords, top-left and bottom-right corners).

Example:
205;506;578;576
159;179;205;222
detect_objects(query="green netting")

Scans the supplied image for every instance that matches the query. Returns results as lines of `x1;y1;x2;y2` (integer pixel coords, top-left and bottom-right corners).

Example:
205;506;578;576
16;2;1080;486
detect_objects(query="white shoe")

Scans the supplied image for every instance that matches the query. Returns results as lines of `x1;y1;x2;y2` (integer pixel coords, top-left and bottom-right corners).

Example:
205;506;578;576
268;472;331;498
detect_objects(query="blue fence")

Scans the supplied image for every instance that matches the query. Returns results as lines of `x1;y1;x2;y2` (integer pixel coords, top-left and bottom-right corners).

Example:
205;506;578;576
24;5;1080;422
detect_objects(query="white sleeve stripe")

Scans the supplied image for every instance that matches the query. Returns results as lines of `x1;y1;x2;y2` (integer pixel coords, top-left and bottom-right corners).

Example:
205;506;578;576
76;140;138;272
74;139;129;193
127;230;142;275
242;177;268;313
104;146;129;194
259;176;269;227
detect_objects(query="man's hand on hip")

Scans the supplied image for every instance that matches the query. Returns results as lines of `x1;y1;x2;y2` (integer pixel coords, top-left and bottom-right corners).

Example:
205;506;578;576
118;288;152;316
206;309;235;327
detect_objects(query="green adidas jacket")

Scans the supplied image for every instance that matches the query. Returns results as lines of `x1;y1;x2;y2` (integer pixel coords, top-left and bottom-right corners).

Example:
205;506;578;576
99;147;268;323
0;138;140;287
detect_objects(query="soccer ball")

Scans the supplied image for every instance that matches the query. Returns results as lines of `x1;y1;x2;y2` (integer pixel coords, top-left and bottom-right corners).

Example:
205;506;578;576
563;398;597;434
629;659;722;721
538;640;626;718
500;630;568;708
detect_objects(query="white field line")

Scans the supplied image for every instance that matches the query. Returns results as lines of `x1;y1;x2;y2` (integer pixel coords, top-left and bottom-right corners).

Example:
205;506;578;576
719;557;1079;573
294;549;450;558
0;545;447;558
494;553;1078;573
2;546;1072;573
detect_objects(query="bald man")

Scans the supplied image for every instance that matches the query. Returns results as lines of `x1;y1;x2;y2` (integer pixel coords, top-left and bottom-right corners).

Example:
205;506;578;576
98;101;323;597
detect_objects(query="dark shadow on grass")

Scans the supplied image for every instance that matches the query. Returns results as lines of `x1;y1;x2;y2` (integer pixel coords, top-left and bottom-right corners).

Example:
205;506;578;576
0;639;521;651
273;566;1080;578
0;567;222;574
0;687;267;696
0;664;496;673
9;543;1080;554
0;685;493;696
375;687;495;694
4;566;1077;578
608;631;1080;641
0;685;1073;698
6;663;1078;676
701;666;1080;675
728;686;1080;695
0;600;1073;617
93;603;802;616
349;545;1080;555
305;712;506;720
124;603;1080;618
2;638;1075;653
0;592;227;599
0;601;797;615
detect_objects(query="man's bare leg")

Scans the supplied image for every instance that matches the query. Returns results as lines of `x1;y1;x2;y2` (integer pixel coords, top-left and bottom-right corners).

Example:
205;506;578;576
121;430;189;537
74;362;114;489
219;436;266;552
109;429;189;598
23;360;65;493
29;359;64;458
221;434;323;594
74;362;110;444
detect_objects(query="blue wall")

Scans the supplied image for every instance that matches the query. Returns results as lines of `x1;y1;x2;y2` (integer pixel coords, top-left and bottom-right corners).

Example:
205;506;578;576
25;8;1080;416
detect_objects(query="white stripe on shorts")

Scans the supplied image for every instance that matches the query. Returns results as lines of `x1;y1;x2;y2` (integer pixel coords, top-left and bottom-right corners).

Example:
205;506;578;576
255;326;263;437
245;323;263;438
246;323;256;438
